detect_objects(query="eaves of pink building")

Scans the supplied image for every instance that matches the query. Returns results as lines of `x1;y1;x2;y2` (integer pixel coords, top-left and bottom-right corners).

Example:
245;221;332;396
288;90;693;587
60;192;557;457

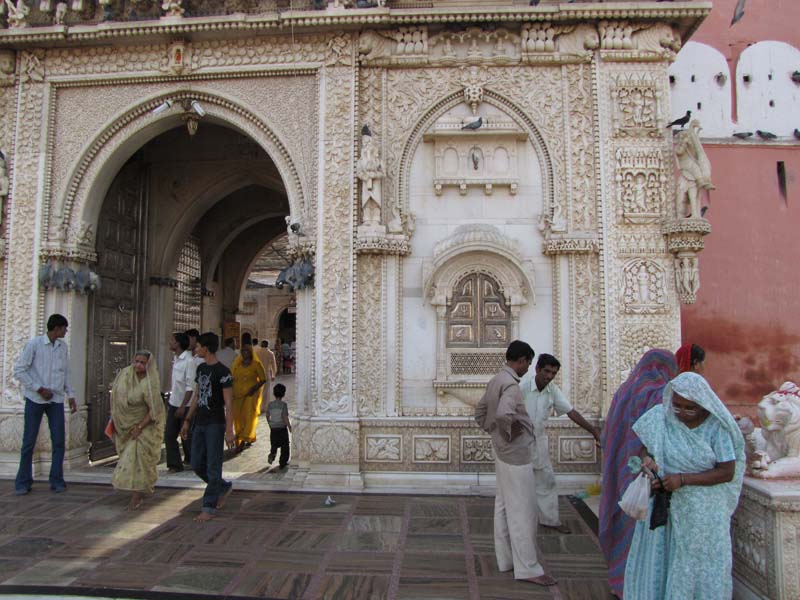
673;0;800;415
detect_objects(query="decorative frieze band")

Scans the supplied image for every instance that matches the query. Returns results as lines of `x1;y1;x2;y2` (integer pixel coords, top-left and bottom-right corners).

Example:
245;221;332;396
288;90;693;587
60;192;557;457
543;236;600;255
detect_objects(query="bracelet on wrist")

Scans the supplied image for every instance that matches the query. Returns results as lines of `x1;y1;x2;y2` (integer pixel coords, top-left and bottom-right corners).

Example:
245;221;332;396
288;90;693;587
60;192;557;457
679;473;685;487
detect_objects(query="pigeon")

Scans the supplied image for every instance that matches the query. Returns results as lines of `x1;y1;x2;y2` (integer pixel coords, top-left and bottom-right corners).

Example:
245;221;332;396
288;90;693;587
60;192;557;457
461;117;483;131
792;71;800;84
756;130;777;140
794;128;800;140
731;0;746;26
732;131;753;139
665;110;691;129
700;206;709;217
324;495;337;507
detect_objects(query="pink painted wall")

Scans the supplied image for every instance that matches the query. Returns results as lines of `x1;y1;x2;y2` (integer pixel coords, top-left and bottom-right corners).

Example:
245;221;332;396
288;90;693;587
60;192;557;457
679;0;800;414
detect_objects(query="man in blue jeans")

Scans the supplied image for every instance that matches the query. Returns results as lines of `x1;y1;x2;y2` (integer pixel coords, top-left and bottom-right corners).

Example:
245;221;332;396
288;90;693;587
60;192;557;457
180;332;235;522
14;313;77;495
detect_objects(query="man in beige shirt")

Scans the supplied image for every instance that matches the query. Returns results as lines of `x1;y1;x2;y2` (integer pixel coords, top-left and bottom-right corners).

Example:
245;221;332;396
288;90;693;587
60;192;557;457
254;340;278;412
475;340;556;587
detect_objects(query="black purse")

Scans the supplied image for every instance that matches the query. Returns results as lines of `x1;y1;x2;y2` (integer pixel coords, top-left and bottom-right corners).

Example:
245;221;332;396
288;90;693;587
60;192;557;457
649;474;671;530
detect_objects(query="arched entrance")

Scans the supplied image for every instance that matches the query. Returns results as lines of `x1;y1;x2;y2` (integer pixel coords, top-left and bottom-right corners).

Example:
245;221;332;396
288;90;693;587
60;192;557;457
87;122;293;460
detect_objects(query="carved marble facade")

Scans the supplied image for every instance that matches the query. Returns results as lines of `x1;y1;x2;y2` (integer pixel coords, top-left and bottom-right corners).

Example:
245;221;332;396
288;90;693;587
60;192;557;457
0;1;710;486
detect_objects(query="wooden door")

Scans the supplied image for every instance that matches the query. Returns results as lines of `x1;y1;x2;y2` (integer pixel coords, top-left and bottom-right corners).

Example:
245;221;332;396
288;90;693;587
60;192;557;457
87;160;147;461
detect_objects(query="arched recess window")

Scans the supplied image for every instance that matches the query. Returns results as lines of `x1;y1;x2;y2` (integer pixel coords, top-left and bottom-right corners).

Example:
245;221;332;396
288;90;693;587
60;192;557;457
447;273;510;349
173;236;202;332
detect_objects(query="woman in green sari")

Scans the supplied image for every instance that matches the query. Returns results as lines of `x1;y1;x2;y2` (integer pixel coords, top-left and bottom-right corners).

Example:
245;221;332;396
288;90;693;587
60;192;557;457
624;371;745;599
110;350;165;510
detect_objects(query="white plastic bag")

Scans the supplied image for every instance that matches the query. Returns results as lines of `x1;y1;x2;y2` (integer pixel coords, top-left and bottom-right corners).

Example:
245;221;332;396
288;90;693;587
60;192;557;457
618;472;651;520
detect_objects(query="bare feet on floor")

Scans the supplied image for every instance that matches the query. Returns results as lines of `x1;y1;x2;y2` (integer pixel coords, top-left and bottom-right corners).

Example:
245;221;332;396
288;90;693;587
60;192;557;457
194;511;216;522
126;493;142;511
521;574;558;586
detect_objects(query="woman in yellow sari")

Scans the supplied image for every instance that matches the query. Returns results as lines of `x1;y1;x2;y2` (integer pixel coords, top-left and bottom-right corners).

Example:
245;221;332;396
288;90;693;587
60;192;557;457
110;350;165;510
231;342;266;451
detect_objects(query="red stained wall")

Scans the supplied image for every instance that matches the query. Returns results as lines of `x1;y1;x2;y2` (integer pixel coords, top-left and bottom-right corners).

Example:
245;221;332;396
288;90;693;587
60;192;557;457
679;0;800;415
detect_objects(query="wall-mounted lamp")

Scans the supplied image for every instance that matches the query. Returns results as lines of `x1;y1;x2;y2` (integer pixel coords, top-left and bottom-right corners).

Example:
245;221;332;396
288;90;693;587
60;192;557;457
152;99;173;115
190;100;205;117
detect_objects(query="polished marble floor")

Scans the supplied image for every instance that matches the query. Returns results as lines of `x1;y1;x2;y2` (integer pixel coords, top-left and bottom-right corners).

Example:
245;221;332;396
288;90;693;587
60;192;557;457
0;479;611;600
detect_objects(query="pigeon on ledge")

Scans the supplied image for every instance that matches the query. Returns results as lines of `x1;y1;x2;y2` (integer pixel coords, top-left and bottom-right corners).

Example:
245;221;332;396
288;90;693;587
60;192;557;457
461;117;483;131
756;130;777;140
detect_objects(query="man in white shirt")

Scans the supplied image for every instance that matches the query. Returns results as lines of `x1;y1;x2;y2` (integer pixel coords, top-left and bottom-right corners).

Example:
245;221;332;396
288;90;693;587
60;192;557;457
216;337;237;369
165;332;196;472
521;353;600;533
13;314;77;495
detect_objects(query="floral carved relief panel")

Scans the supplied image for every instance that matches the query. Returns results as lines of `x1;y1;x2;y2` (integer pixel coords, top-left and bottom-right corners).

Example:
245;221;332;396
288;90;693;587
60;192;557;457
356;255;385;417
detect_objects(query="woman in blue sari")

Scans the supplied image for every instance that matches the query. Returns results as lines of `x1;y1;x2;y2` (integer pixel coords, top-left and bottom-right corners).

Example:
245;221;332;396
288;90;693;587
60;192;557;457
624;372;745;600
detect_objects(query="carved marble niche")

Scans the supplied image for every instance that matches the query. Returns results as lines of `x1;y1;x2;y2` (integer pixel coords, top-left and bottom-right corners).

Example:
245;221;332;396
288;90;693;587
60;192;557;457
615;148;667;224
423;112;527;197
622;258;667;314
423;224;535;413
610;73;663;138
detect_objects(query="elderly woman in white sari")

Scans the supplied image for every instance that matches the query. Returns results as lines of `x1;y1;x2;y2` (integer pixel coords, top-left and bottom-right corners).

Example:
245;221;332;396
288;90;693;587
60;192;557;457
110;350;165;510
624;372;745;599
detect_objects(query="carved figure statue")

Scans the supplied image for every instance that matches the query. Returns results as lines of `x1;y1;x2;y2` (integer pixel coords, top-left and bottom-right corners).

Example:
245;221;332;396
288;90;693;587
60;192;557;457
161;0;183;17
356;125;383;228
357;30;395;63
386;201;403;234
0;152;8;218
674;120;714;219
0;50;14;86
743;382;800;478
4;0;30;28
636;266;650;303
53;1;67;24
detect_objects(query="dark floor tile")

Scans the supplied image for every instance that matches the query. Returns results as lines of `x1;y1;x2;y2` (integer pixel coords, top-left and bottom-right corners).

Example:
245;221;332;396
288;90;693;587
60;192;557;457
347;515;404;533
0;536;64;558
75;561;166;589
327;552;395;574
546;554;609;579
477;577;553;599
317;573;390;600
117;541;193;565
0;558;33;583
274;529;335;551
3;558;100;586
396;577;472;599
244;570;313;599
401;552;467;578
465;503;495;519
408;501;459;518
466;517;493;536
473;553;507;578
253;550;325;573
0;517;54;536
556;578;615;599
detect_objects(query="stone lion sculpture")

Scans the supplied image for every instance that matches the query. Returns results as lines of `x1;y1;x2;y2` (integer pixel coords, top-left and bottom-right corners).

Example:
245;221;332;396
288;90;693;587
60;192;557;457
740;382;800;478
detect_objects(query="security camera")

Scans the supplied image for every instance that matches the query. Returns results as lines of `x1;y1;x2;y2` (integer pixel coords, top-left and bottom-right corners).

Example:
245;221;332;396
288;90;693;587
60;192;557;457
190;100;206;117
290;221;302;233
152;99;173;115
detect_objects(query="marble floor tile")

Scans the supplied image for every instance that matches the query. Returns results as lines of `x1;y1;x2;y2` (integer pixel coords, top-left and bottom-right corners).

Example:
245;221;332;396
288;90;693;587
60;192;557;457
74;561;166;589
3;558;100;586
0;536;64;558
404;534;465;553
408;517;462;535
316;573;390;600
253;550;326;573
0;517;54;536
336;531;400;552
274;529;336;551
401;552;468;578
0;558;33;583
473;553;507;578
465;517;493;536
152;565;239;594
240;570;313;599
326;552;395;574
181;544;253;568
396;577;472;599
116;541;193;565
291;513;347;531
347;515;404;533
546;553;609;579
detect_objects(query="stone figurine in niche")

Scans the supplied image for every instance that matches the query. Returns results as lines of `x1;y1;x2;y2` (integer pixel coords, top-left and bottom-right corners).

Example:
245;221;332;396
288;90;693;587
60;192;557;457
738;382;800;479
161;0;184;17
356;124;384;228
53;1;66;24
674;120;714;219
0;50;14;86
4;0;30;28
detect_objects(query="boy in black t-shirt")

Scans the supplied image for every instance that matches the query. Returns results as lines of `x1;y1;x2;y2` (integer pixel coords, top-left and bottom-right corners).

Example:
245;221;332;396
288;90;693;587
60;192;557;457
180;332;235;521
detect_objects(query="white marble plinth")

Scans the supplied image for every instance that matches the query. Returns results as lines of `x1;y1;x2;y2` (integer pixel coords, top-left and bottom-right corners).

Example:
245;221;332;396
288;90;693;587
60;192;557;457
733;477;800;600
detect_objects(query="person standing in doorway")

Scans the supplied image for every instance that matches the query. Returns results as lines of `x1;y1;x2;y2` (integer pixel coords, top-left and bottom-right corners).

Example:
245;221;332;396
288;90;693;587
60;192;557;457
216;337;236;369
13;313;77;495
165;332;194;472
474;340;556;587
521;353;600;533
180;332;235;521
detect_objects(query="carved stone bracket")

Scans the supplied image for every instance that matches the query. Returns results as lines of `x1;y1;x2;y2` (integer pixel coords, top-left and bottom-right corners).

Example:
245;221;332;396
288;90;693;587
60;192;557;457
355;232;410;255
662;217;710;304
542;235;600;255
149;275;179;288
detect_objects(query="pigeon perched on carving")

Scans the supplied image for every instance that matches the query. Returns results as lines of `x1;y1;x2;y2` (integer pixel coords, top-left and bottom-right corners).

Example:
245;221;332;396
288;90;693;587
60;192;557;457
756;130;777;140
731;0;746;25
666;110;691;129
461;117;483;131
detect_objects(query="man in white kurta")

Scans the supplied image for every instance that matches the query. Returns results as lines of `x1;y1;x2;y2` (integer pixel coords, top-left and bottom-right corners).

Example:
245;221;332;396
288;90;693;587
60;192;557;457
475;341;556;587
521;353;600;533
